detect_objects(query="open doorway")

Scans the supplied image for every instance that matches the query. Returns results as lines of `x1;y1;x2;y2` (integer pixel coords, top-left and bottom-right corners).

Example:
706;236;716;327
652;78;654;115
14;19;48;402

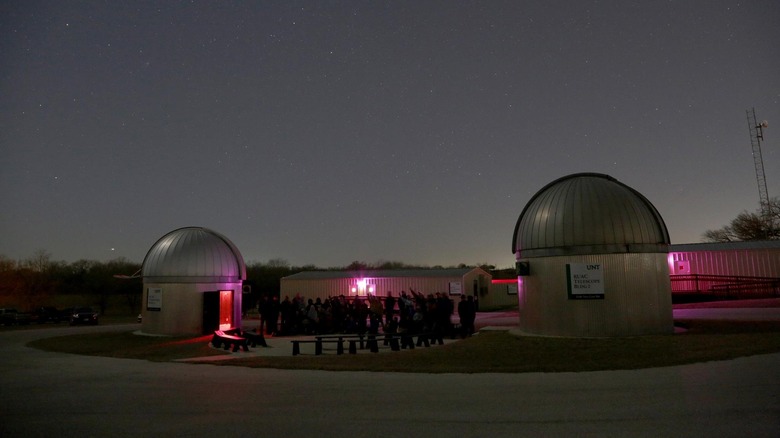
203;291;219;335
203;290;235;334
219;290;233;330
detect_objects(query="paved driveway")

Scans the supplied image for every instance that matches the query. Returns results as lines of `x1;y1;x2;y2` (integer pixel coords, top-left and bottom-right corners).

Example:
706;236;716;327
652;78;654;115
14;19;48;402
1;314;779;438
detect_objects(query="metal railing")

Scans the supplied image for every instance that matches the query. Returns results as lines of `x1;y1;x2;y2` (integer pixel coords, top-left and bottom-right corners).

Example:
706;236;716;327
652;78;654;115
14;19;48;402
670;274;780;300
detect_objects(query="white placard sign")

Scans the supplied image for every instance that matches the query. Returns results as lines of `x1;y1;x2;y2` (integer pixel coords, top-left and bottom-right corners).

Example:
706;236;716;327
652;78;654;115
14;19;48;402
566;263;604;299
147;287;162;310
449;281;462;295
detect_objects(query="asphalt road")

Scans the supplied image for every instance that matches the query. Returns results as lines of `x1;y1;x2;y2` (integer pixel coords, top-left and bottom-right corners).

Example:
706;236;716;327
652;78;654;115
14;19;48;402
1;314;779;438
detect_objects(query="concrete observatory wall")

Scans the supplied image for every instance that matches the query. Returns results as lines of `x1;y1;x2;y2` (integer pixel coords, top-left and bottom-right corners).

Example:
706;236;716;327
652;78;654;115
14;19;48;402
512;173;673;337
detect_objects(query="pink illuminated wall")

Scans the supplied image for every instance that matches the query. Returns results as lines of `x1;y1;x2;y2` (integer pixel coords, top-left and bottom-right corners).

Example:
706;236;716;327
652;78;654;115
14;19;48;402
667;242;780;278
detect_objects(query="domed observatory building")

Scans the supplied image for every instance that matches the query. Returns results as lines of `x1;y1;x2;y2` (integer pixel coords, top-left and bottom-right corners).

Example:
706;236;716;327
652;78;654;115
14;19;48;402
141;227;246;336
511;173;673;337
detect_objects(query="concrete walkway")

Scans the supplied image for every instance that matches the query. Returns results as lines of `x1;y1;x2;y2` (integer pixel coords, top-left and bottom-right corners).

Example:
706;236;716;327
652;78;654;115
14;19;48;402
1;309;778;438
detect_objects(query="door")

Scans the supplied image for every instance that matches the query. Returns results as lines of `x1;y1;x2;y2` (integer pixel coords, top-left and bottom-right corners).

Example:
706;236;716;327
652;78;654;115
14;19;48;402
202;291;219;335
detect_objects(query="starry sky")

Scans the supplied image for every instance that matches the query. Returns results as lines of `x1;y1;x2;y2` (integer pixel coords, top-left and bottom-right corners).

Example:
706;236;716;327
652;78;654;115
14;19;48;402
1;0;779;269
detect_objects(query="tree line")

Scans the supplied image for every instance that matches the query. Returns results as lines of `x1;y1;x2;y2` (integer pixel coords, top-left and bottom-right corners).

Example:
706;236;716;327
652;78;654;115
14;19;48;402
3;198;776;314
0;251;142;315
0;251;505;315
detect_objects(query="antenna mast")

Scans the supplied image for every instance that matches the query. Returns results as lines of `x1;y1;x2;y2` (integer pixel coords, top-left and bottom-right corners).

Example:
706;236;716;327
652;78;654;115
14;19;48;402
746;107;770;217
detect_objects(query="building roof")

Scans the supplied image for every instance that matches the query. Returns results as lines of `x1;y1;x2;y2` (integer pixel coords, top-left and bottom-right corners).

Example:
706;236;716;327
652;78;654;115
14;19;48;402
670;240;780;252
142;227;246;283
283;268;486;281
512;173;670;257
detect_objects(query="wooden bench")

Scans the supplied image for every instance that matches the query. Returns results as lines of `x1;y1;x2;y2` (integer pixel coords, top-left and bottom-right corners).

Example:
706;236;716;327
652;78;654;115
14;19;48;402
291;338;345;356
382;332;444;351
379;333;406;351
417;332;445;346
316;333;384;353
240;329;268;347
381;332;441;350
290;332;445;356
317;332;428;353
316;334;368;350
211;330;249;352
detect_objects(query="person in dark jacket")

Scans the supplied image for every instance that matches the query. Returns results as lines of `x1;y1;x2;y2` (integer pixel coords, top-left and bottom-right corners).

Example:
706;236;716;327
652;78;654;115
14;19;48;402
458;295;476;337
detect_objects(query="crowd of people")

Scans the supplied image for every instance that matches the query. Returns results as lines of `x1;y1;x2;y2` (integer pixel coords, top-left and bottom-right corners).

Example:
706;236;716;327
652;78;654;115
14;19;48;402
256;288;478;338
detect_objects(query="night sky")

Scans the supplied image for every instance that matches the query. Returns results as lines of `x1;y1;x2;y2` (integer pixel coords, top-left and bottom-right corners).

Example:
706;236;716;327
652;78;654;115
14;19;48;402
2;1;779;268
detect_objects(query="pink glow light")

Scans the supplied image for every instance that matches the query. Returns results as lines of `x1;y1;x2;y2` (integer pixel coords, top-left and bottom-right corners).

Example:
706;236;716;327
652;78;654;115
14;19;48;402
349;278;375;296
492;279;519;284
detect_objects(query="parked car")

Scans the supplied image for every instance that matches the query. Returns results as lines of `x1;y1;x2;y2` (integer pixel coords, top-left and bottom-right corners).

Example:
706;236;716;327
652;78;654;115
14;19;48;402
32;306;62;324
63;306;99;325
0;308;32;326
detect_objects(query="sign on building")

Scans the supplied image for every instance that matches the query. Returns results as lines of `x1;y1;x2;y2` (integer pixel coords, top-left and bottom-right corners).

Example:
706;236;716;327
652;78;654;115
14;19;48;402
147;287;162;310
566;263;604;300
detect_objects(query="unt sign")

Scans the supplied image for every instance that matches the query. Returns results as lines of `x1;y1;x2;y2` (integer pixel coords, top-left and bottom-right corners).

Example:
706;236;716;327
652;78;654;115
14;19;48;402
566;263;604;300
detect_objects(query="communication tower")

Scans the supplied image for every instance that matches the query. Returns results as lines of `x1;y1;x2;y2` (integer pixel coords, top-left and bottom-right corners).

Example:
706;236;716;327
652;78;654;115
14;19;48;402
746;107;770;217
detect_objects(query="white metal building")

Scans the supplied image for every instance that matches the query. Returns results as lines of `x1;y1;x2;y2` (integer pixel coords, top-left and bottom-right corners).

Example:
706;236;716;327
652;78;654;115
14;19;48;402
668;240;780;277
512;173;674;337
140;227;246;336
280;268;496;305
667;240;780;298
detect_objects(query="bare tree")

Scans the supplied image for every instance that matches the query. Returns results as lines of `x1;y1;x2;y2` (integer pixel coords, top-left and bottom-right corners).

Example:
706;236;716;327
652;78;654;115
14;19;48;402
265;258;290;268
346;261;370;270
702;198;780;242
24;249;53;272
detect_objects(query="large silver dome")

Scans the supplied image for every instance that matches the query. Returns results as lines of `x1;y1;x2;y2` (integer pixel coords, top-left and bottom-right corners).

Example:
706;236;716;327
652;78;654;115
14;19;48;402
142;227;246;283
512;173;669;257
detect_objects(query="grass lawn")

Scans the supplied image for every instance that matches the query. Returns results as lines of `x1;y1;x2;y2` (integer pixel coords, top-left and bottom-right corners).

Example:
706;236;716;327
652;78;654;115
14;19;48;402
28;318;780;373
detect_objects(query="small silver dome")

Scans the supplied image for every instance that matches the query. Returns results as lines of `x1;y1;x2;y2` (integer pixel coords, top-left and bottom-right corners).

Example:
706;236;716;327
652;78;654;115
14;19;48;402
142;227;246;283
512;173;669;257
